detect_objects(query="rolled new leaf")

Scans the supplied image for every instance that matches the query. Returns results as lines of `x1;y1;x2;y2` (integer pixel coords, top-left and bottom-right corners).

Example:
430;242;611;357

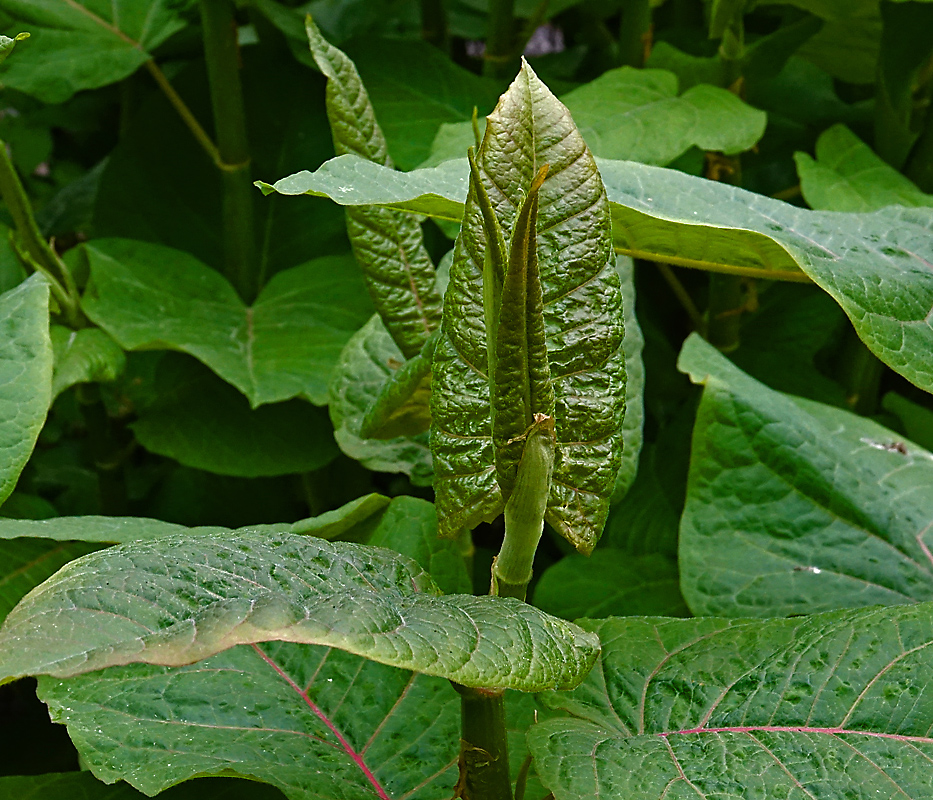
432;60;626;551
306;17;442;359
0;532;599;692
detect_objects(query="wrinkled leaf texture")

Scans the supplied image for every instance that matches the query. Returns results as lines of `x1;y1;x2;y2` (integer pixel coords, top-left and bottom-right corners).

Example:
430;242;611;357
431;61;626;552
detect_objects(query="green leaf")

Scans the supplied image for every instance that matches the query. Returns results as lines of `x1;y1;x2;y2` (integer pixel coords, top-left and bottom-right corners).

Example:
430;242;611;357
0;772;287;799
329;314;433;486
0;273;51;506
612;256;645;501
678;333;933;617
796;123;933;212
50;325;125;399
529;605;933;800
306;19;443;359
266;153;933;396
131;354;338;478
0;30;28;66
532;552;689;621
432;62;626;551
883;391;933;451
0;1;187;102
82;239;373;407
0;531;600;690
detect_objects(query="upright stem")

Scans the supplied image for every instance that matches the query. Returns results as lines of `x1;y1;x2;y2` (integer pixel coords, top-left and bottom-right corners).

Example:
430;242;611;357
0;141;81;325
484;0;517;79
617;0;652;68
200;0;257;303
838;327;885;416
421;0;449;51
455;685;512;800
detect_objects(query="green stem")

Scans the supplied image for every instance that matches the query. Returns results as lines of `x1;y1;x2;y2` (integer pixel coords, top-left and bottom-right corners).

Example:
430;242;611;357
617;0;652;68
420;0;449;51
0;140;81;325
76;385;128;516
200;0;257;303
454;685;513;800
658;263;705;334
838;327;885;416
484;0;517;79
905;108;933;192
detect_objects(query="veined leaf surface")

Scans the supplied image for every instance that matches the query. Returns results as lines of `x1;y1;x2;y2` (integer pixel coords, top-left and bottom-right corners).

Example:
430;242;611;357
265;153;933;395
0;532;599;691
307;18;442;359
50;325;125;399
678;333;933;617
530;605;933;800
431;61;626;551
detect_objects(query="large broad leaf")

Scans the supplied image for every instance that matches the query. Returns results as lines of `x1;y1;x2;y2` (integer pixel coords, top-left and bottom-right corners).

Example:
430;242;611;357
306;19;442;360
0;771;286;799
263;153;933;396
82;239;373;407
529;604;933;800
130;354;338;478
678;333;933;617
329;314;433;486
796;123;933;212
0;531;599;690
0;0;187;103
50;325;125;400
0;274;52;507
431;61;626;551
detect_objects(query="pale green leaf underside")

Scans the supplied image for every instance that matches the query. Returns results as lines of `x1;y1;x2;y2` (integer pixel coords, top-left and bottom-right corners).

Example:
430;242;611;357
678;334;933;617
613;256;645;501
432;62;625;551
530;605;933;800
796;123;933;212
50;325;125;399
266;153;933;395
329;314;433;486
0;0;187;103
0;532;599;691
306;18;442;359
82;239;373;406
0;274;52;507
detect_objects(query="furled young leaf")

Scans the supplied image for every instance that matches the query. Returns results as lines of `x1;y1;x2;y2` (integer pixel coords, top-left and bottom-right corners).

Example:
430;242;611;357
265;153;933;396
678;333;933;617
131;354;338;478
0;771;287;799
530;605;933;800
796;123;933;212
0;273;52;507
0;531;599;690
50;325;125;399
329;314;433;486
432;62;626;551
0;1;188;102
82;239;373;407
306;18;442;359
0;31;29;66
532;552;688;621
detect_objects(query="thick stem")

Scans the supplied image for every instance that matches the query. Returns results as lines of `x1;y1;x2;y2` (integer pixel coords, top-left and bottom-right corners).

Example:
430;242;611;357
421;0;449;51
0;140;81;324
838;327;885;416
484;0;517;79
200;0;257;303
617;0;652;68
455;685;513;800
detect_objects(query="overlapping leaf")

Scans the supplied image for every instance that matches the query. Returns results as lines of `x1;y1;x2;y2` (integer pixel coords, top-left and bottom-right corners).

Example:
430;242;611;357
307;18;442;359
0;0;188;102
678;333;933;617
82;239;373;407
0;274;52;507
50;325;125;399
530;605;933;800
264;152;933;395
0;531;599;690
431;61;626;551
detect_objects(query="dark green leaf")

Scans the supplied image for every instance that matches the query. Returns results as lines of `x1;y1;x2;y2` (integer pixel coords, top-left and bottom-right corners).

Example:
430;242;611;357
678;333;933;617
306;18;443;359
0;531;600;690
532;552;688;620
0;274;51;506
50;325;125;399
530;605;933;800
131;354;338;478
329;314;433;486
82;239;373;407
431;62;626;551
883;391;933;451
0;1;187;102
